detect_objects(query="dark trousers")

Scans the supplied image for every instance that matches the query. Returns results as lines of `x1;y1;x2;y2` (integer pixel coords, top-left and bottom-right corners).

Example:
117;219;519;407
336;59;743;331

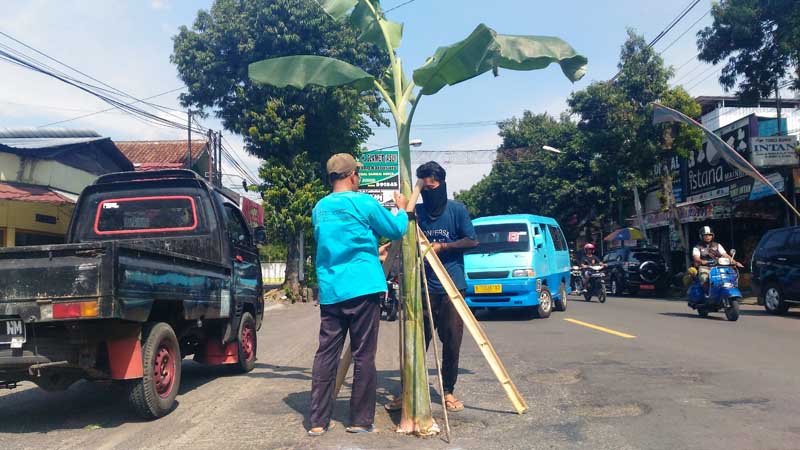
423;290;465;395
310;293;381;428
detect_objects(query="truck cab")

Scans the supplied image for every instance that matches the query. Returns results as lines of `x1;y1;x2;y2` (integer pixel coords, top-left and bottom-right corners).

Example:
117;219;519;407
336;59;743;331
0;170;264;418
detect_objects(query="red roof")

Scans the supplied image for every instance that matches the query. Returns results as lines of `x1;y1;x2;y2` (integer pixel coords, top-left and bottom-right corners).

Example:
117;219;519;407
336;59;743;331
0;182;73;204
115;140;208;171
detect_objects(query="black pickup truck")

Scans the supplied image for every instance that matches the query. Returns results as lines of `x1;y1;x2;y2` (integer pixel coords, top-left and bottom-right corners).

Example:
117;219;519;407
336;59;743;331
0;170;264;419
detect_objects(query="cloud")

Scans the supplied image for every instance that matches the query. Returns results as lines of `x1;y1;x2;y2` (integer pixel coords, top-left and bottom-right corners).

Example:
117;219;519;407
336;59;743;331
150;0;169;10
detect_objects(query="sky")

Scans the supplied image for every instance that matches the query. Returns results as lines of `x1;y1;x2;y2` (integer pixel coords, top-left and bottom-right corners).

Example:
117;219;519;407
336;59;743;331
0;0;734;196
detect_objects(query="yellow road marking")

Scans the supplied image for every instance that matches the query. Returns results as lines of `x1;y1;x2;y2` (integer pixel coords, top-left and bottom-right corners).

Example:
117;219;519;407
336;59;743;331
564;318;636;339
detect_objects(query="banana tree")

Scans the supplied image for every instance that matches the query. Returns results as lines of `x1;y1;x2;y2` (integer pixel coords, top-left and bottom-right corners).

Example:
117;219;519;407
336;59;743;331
249;0;587;435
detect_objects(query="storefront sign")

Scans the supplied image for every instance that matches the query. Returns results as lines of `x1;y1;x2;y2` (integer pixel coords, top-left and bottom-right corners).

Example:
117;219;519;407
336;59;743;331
749;172;785;201
240;197;264;229
359;150;399;207
749;135;799;167
684;115;755;203
642;203;732;229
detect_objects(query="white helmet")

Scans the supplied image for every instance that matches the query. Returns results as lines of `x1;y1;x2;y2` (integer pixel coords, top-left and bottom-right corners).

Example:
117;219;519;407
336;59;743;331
699;226;714;238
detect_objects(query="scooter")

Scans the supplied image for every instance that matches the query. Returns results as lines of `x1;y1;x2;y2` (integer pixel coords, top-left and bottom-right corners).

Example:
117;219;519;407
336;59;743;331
381;273;400;321
570;265;583;294
687;251;741;321
582;265;607;303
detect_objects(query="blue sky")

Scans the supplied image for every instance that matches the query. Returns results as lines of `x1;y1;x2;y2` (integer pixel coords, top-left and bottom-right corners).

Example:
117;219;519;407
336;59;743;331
0;0;727;194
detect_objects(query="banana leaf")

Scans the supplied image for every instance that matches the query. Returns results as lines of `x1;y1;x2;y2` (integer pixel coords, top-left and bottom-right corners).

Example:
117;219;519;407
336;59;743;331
318;0;402;49
413;24;588;95
249;55;374;91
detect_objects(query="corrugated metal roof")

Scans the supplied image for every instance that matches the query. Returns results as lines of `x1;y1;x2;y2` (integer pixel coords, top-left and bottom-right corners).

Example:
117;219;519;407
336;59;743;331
0;128;100;139
115;140;208;166
0;181;73;204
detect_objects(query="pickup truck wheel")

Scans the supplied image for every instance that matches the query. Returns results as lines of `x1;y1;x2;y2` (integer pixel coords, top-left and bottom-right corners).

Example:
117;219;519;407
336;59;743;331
232;312;257;373
129;322;181;419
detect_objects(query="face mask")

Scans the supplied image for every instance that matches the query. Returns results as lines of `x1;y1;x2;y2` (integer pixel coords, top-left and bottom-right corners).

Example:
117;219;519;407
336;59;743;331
421;181;448;218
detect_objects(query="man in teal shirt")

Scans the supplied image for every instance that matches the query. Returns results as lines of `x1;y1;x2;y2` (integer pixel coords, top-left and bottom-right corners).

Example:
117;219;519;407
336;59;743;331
308;153;408;436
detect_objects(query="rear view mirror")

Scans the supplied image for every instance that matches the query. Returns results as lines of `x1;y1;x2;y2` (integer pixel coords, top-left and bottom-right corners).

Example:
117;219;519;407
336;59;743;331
253;226;267;246
730;249;736;258
533;234;544;249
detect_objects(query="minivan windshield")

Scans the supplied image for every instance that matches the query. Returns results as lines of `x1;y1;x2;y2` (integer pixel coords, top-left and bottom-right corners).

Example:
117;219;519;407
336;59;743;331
468;223;531;254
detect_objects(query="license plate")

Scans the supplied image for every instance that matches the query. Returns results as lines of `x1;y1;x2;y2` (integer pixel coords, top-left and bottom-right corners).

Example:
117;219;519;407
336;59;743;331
475;284;502;294
640;284;655;290
0;319;26;346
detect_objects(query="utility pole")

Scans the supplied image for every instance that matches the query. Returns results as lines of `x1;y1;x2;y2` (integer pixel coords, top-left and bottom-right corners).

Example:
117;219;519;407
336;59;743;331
207;129;214;184
187;110;193;171
216;131;223;187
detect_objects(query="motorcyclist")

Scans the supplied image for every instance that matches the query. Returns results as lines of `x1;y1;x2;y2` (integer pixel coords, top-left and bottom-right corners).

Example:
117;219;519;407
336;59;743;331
692;225;742;291
580;243;606;292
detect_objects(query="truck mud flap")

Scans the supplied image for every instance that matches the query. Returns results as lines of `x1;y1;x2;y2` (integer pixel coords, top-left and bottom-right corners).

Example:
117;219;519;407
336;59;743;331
107;337;144;379
195;339;237;365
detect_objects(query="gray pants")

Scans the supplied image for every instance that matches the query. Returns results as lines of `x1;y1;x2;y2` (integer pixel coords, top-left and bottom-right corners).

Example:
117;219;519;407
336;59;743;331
310;293;381;428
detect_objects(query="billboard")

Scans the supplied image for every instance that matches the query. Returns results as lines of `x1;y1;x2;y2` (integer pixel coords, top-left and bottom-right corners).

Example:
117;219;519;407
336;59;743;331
358;149;399;207
750;135;799;167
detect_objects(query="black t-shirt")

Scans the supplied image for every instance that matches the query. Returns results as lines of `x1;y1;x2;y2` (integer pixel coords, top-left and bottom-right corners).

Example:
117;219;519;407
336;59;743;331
417;200;477;294
581;254;602;266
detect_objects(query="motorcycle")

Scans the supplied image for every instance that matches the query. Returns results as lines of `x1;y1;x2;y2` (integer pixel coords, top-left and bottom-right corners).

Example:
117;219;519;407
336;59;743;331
570;265;584;294
582;265;607;303
381;273;400;321
687;251;741;321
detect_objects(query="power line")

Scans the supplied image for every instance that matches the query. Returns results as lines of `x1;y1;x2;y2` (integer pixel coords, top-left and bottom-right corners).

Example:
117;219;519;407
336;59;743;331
385;0;417;13
658;9;710;55
685;66;722;92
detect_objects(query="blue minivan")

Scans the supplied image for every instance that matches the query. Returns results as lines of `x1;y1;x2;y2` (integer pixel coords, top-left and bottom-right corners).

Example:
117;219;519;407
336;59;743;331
464;214;571;318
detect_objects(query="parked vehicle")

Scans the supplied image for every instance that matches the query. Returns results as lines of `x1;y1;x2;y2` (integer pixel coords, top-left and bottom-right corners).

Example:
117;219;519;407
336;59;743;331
464;214;570;318
687;252;742;321
751;226;800;314
0;170;265;419
603;246;668;296
582;265;607;303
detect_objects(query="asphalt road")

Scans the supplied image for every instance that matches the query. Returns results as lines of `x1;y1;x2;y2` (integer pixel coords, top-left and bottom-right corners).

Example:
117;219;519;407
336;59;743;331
0;294;798;450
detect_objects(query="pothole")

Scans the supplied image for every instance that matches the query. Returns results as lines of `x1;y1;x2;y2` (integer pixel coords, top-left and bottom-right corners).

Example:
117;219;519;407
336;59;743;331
571;402;648;418
527;368;582;385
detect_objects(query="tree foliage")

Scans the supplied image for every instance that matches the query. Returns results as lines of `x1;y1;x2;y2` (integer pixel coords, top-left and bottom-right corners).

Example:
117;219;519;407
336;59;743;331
697;0;800;100
171;0;389;298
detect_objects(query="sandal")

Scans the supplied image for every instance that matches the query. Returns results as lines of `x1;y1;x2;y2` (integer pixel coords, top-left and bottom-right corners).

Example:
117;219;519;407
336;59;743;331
346;424;378;433
384;397;402;412
307;422;335;436
444;394;464;412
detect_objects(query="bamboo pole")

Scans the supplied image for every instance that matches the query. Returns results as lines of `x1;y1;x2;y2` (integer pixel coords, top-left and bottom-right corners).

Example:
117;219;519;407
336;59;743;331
418;239;452;442
417;226;529;414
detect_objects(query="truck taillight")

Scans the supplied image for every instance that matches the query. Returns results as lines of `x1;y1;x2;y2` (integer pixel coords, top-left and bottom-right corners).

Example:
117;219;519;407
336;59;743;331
53;301;99;319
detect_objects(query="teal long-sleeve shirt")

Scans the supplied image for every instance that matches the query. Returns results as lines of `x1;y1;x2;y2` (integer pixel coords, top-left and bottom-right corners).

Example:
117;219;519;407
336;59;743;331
312;191;408;305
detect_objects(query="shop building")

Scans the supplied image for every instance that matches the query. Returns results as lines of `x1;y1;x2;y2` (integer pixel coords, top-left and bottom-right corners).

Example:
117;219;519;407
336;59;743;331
641;96;800;273
0;129;133;247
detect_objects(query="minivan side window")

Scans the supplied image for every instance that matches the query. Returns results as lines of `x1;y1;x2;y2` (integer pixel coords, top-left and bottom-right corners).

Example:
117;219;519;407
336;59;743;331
762;230;789;251
547;225;567;251
788;230;800;250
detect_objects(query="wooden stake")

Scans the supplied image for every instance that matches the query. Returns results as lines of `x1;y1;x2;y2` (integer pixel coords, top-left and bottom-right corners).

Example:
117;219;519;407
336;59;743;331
418;239;452;442
417;226;529;414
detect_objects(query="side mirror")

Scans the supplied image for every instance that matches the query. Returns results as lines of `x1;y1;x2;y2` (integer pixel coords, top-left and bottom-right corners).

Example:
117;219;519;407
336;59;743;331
729;249;736;258
253;226;267;245
533;234;544;249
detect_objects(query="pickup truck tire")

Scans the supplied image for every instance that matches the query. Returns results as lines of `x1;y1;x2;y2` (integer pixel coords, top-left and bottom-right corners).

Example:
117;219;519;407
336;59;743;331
129;322;181;419
231;312;257;373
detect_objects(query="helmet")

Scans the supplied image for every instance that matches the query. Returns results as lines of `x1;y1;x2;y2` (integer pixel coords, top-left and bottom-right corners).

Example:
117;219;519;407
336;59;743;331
699;226;714;238
583;243;595;250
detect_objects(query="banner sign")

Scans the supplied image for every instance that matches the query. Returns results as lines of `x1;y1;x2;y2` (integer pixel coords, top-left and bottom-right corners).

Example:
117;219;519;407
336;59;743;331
749;135;799;167
240;197;264;229
749;172;785;201
358;149;400;207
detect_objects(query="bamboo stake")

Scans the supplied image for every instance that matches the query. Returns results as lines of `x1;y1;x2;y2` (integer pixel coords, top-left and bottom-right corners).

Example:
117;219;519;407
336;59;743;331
417;226;529;414
418;239;452;442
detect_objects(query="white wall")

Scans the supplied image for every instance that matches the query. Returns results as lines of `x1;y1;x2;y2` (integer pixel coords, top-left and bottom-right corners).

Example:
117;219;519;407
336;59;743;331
0;153;96;195
702;106;800;135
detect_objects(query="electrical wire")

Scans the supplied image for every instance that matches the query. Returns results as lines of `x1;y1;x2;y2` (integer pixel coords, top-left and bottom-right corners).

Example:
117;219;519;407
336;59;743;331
658;9;711;55
385;0;417;13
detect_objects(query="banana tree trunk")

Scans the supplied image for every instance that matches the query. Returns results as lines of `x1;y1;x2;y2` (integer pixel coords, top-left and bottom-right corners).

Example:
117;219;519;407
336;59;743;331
396;124;435;434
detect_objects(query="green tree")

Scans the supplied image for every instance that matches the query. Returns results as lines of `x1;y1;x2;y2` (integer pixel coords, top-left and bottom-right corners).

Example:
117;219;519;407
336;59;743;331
248;0;586;434
171;0;388;300
697;0;800;101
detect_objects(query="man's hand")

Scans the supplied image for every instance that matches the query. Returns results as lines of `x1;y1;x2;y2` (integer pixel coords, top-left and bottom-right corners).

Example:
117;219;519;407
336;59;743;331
431;242;448;254
393;192;409;211
378;242;392;262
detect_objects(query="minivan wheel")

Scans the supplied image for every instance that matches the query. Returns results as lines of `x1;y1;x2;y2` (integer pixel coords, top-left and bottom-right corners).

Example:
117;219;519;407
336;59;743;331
763;284;789;315
554;283;568;312
535;287;553;319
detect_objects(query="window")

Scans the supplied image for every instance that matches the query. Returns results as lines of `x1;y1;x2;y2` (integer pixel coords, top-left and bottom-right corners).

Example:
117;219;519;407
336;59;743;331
631;251;662;264
761;229;789;251
547;225;567;251
468;223;530;254
603;250;620;263
224;204;251;247
94;196;198;235
788;230;800;250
